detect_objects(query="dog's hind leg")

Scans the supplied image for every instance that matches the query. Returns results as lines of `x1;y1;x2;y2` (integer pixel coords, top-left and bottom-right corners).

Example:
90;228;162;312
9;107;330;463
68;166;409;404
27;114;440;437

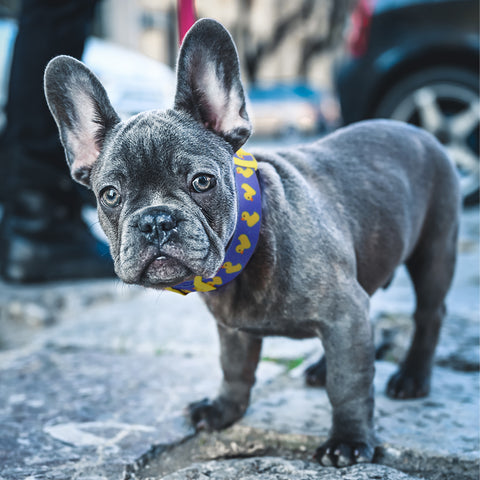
386;214;458;399
306;336;396;387
304;355;327;387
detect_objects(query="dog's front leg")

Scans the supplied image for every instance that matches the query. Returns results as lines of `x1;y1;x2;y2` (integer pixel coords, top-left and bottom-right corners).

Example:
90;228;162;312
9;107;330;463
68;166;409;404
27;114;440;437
188;322;262;430
316;284;376;467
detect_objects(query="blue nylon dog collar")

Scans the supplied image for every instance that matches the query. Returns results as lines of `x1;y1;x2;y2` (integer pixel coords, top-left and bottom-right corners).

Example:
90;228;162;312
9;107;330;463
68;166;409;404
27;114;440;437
165;149;262;295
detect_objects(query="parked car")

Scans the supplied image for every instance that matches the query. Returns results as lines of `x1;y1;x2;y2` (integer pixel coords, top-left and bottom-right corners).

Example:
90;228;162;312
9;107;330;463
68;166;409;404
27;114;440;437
335;0;479;205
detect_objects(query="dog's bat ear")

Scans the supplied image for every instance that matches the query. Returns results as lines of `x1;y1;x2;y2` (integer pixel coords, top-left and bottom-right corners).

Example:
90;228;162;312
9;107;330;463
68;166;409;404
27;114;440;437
174;18;252;151
44;56;120;187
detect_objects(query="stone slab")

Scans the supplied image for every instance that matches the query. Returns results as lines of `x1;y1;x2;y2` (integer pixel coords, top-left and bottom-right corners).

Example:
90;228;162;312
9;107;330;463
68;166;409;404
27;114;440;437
0;207;477;479
132;360;479;479
159;457;424;480
241;361;479;480
0;325;283;479
0;349;219;479
0;278;141;351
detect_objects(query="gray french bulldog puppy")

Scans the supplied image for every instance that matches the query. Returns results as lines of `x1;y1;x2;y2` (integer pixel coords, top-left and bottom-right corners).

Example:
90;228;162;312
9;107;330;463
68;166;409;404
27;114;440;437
44;19;460;467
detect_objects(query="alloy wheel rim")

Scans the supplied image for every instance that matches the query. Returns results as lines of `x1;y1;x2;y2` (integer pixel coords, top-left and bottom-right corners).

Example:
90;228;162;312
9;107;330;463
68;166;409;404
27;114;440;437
390;83;479;198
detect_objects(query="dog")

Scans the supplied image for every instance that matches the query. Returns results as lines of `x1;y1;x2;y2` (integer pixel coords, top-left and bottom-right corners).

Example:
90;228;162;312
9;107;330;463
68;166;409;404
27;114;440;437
44;18;460;467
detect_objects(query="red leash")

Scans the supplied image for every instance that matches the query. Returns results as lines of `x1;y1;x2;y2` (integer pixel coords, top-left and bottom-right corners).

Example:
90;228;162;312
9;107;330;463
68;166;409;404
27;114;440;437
177;0;197;45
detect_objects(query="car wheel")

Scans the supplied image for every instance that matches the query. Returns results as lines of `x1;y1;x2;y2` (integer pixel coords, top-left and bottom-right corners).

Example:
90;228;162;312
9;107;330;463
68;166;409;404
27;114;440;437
375;67;479;205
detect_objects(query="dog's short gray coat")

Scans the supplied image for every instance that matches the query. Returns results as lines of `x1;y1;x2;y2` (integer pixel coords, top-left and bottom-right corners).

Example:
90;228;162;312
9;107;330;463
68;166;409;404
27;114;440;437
44;18;460;467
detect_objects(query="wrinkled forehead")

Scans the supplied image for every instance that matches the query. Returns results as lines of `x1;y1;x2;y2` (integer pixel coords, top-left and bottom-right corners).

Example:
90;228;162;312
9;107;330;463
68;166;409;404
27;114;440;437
92;109;232;187
109;110;199;170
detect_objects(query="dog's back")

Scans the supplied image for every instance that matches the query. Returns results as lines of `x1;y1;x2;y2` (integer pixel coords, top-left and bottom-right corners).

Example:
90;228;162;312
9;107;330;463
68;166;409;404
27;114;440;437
253;119;460;296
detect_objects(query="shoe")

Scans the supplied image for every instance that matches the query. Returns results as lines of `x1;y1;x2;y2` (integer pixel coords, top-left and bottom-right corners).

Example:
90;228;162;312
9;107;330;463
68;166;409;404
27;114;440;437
0;189;115;283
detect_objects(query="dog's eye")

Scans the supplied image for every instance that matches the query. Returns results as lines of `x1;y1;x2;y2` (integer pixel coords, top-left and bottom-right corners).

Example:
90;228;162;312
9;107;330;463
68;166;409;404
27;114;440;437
191;174;216;193
100;187;122;208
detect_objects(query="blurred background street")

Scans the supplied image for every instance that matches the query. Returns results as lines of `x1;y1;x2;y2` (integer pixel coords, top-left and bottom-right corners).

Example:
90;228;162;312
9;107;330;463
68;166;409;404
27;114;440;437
1;0;478;199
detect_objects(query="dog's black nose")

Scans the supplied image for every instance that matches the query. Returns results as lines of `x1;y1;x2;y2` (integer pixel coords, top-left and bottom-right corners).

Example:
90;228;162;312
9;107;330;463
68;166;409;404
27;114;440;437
137;210;176;244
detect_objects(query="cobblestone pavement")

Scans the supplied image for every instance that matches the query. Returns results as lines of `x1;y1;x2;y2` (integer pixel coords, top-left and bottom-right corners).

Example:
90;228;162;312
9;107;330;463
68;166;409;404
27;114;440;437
0;207;478;480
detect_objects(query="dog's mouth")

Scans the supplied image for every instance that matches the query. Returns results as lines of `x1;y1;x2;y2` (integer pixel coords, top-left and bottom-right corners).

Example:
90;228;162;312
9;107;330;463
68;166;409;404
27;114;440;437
140;253;192;288
116;217;225;289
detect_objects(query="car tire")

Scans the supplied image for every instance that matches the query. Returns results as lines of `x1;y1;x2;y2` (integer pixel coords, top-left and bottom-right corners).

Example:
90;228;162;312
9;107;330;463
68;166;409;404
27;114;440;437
374;67;479;205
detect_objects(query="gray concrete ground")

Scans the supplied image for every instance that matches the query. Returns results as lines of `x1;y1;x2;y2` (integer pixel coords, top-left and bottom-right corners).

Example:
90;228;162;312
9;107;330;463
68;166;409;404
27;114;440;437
0;207;478;480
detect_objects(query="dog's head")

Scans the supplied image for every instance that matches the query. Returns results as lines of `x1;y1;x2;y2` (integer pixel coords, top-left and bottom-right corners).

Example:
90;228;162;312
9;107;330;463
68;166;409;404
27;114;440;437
44;19;252;288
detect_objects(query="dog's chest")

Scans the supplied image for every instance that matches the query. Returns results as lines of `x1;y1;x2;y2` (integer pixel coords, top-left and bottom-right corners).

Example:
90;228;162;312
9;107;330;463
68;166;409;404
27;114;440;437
202;289;325;339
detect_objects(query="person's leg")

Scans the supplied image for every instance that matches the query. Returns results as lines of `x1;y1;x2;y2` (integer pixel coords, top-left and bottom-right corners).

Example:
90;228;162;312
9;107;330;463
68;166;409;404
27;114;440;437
0;0;114;282
3;0;98;185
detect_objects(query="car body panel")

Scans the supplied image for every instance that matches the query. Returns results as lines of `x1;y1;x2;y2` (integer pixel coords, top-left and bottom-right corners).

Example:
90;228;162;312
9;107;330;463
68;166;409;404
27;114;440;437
335;0;479;123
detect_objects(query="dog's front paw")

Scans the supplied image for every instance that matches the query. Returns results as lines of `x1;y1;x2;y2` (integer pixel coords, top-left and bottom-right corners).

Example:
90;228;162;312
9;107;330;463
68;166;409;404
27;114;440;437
314;439;375;467
187;397;246;431
386;368;430;399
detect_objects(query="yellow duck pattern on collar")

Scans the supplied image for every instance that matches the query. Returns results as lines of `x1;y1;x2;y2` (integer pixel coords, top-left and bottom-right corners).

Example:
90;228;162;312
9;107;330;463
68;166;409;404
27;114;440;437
166;149;262;295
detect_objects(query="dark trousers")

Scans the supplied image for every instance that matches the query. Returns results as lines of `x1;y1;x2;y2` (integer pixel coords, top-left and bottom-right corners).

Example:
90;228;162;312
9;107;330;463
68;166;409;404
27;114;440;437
1;0;97;198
